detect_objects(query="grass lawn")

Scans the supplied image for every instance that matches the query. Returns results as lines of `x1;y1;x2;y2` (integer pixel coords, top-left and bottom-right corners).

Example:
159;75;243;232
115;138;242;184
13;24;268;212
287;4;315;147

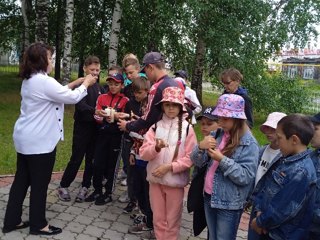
0;70;268;175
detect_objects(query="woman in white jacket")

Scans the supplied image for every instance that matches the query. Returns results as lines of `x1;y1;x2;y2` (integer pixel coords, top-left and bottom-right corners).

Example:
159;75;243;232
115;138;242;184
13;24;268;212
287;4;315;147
2;42;97;236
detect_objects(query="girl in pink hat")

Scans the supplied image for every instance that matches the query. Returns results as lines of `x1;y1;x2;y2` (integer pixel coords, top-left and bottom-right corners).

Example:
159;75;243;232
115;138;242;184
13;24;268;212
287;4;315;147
191;93;259;240
139;86;197;240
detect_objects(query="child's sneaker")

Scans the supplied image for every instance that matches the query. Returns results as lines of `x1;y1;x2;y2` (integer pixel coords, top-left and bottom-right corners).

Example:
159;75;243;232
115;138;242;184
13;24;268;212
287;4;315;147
95;193;112;205
75;187;89;203
134;214;146;224
123;201;136;213
140;230;156;239
128;222;152;234
121;178;127;186
118;191;130;203
57;187;71;202
85;190;101;202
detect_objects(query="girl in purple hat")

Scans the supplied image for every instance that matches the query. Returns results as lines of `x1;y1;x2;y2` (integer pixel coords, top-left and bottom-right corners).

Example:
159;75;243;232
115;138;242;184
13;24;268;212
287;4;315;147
139;86;197;240
191;93;259;240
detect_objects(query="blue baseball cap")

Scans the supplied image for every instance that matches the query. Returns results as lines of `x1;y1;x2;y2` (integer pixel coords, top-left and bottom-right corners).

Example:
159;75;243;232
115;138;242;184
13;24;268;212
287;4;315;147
106;73;124;83
310;112;320;124
174;70;188;79
140;52;165;73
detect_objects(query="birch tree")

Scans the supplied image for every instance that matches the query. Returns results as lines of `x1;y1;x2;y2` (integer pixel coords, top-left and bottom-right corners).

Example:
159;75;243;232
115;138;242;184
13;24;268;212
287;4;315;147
62;0;75;84
20;0;31;49
35;0;49;42
108;0;123;67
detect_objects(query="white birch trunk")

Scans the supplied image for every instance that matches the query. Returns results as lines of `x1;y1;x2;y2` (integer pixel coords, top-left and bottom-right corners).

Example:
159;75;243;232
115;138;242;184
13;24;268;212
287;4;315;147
108;0;123;68
62;0;75;84
35;0;49;43
21;0;30;48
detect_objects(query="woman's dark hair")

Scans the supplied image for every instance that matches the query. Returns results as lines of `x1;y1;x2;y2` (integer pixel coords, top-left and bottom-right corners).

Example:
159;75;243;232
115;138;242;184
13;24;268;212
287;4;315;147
19;42;54;79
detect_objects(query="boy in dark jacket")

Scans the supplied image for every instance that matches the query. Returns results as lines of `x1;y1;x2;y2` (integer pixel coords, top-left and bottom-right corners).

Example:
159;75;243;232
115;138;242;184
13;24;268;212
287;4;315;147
309;113;320;240
251;114;317;240
57;56;105;202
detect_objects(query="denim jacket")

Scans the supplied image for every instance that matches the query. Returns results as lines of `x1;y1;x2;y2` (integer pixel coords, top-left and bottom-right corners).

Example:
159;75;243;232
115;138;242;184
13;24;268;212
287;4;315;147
253;149;316;240
191;129;259;210
309;149;320;235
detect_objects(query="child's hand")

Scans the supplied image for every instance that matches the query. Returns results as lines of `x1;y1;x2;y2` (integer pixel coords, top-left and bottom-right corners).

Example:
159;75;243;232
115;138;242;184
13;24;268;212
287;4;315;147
155;138;168;152
250;213;268;235
207;148;224;161
152;164;172;178
199;136;216;150
98;109;108;117
117;119;128;131
129;154;135;165
115;112;130;120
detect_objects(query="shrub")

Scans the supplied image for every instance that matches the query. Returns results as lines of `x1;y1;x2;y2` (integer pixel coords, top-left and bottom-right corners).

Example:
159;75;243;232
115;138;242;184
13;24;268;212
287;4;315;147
246;73;310;115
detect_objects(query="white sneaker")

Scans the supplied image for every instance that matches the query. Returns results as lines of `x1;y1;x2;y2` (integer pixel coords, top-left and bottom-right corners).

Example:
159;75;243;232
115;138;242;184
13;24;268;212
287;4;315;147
121;178;127;186
118;191;130;203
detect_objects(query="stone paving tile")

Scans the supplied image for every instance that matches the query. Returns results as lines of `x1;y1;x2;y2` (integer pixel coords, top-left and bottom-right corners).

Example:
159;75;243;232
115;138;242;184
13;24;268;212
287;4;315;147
83;225;105;238
64;221;86;234
0;173;248;240
76;233;98;240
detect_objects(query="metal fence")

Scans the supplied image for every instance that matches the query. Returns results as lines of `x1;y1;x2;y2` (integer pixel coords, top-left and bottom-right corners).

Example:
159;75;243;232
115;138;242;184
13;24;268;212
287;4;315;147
304;91;320;114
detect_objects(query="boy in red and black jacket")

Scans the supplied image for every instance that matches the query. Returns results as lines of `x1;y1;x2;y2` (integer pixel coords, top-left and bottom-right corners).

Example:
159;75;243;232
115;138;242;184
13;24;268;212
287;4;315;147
85;73;129;205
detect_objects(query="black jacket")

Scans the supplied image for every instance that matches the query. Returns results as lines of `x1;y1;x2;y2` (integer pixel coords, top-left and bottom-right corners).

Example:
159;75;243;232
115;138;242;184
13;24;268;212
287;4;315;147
74;83;105;122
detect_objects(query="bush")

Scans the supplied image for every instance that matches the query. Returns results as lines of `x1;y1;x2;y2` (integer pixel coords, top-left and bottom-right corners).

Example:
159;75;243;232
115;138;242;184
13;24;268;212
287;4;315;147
246;73;310;115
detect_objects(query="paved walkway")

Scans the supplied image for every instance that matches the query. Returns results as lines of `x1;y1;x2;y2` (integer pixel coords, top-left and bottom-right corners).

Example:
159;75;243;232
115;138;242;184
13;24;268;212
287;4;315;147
0;172;249;240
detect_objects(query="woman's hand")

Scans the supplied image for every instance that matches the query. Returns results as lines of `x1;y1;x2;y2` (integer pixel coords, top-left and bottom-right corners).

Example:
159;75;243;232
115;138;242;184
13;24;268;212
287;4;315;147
152;164;172;178
207;148;224;161
155;138;168;152
199;135;216;150
82;74;97;88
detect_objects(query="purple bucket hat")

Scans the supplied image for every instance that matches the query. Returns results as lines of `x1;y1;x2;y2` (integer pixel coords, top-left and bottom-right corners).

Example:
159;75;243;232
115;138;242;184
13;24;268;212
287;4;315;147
213;94;247;119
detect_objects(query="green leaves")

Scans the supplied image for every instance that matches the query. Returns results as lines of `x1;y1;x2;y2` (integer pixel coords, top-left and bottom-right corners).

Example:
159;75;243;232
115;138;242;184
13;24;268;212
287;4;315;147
247;73;310;114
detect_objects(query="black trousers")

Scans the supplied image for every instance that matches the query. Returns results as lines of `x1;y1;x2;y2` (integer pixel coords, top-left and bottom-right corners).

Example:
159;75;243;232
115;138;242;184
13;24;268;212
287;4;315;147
121;137;135;200
133;165;153;228
4;149;56;231
92;131;122;195
60;121;98;188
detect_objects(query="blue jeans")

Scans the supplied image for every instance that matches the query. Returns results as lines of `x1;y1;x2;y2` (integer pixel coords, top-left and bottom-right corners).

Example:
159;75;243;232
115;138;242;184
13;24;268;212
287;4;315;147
204;193;242;240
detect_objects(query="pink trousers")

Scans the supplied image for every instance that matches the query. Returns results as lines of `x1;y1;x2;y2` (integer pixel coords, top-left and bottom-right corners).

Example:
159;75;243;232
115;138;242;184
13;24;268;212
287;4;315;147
149;183;185;240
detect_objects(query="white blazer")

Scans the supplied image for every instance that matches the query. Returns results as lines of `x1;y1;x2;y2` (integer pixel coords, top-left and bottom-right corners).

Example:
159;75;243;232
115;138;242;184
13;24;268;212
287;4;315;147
13;73;87;154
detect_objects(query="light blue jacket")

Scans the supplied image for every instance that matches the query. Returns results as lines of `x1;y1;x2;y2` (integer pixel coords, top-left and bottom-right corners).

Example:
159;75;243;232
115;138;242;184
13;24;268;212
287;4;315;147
191;129;259;210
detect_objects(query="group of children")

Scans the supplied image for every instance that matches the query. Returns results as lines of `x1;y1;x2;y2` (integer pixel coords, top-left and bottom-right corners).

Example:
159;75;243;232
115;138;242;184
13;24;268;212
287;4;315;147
54;52;320;240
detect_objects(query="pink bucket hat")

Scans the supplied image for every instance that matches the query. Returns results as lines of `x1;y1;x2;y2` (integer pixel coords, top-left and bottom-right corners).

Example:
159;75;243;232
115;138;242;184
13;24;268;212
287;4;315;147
158;86;185;108
212;94;247;119
260;112;287;133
